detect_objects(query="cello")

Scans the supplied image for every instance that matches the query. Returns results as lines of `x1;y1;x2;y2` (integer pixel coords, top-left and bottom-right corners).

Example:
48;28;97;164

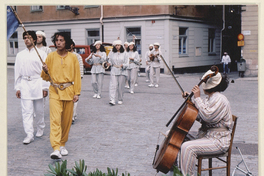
152;60;219;174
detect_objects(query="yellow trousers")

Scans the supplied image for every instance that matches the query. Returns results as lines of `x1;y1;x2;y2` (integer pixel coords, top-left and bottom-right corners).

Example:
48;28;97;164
49;98;73;151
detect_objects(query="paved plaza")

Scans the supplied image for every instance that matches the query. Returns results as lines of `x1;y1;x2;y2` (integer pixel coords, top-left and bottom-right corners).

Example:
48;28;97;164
7;66;258;176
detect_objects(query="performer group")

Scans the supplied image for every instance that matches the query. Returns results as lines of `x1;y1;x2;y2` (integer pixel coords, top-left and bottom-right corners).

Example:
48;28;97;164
14;30;233;176
14;30;163;159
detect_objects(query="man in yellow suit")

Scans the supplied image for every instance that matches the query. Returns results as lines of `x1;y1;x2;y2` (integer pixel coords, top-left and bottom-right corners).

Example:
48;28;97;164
41;32;81;159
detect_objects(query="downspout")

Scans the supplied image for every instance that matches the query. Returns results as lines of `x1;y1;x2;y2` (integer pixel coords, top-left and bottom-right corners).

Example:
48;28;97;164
220;5;225;60
100;5;104;42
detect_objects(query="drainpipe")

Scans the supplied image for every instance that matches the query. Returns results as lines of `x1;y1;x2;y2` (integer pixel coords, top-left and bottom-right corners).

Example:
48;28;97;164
220;5;225;61
100;5;104;42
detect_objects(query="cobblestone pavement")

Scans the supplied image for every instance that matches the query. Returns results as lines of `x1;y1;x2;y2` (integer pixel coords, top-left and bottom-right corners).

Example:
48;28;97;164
7;66;258;176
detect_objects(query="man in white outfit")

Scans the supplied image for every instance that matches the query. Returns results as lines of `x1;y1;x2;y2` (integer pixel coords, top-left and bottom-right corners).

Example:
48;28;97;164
36;31;52;55
148;42;162;88
15;31;49;144
221;52;231;74
145;44;153;82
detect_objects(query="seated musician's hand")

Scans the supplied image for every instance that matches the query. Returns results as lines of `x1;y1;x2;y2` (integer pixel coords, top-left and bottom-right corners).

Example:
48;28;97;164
182;91;189;98
192;85;200;98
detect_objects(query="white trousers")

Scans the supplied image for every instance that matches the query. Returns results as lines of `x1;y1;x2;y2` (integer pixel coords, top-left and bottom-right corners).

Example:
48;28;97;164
150;67;160;85
127;68;138;92
91;73;104;96
145;65;150;80
109;75;126;102
21;98;45;138
180;138;225;176
72;101;78;118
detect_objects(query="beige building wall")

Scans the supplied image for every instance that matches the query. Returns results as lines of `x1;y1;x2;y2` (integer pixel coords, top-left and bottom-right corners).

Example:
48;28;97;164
241;5;258;77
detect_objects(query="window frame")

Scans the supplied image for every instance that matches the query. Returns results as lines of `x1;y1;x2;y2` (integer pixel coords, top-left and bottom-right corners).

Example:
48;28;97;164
86;28;100;45
179;27;188;56
31;6;43;12
208;28;216;54
7;31;18;56
125;26;142;55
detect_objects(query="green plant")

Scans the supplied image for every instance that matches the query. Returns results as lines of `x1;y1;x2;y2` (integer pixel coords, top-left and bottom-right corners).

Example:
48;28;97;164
68;159;88;176
45;160;70;176
87;168;106;176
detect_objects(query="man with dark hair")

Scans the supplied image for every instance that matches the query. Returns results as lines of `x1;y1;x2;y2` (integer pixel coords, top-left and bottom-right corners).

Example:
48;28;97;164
36;31;52;55
41;32;81;159
15;30;48;144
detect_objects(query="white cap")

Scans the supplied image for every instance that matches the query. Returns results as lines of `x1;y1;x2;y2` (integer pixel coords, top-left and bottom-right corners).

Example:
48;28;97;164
128;42;135;46
93;41;102;46
113;40;122;46
149;44;154;47
201;70;222;90
36;31;46;38
124;42;129;46
153;42;160;46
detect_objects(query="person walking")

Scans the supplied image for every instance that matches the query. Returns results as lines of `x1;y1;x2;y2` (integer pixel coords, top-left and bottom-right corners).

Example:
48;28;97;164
126;42;140;94
221;52;231;74
107;40;129;105
68;39;84;123
14;30;48;144
148;42;162;88
145;44;153;83
85;41;106;99
36;30;52;55
41;32;81;159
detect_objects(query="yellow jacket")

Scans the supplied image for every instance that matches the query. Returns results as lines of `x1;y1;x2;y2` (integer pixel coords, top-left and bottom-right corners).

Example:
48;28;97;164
41;51;81;101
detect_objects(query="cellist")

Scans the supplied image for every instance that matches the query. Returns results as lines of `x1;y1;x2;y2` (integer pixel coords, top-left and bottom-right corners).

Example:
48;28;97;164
180;68;232;176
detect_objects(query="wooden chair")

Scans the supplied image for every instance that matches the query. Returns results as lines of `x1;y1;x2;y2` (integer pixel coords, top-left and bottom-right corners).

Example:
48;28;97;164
196;115;238;176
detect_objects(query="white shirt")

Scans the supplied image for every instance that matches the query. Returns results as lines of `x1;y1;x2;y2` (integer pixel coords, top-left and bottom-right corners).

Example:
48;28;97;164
108;51;129;76
150;49;162;67
221;55;231;65
145;50;153;66
86;51;106;74
38;46;52;55
127;51;140;69
73;52;84;77
14;47;49;100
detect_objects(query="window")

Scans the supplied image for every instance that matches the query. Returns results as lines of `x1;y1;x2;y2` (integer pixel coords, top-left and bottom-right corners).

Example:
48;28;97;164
57;6;67;10
179;27;188;55
31;6;43;12
8;31;18;56
86;29;100;45
208;28;215;53
126;27;141;54
58;29;71;38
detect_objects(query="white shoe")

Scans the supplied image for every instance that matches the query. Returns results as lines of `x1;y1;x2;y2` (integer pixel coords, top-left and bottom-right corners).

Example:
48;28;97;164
96;94;101;99
36;129;44;137
118;101;123;105
109;100;115;105
93;94;97;98
50;150;62;159
155;84;159;88
60;146;68;156
130;90;134;94
146;80;150;83
135;83;138;87
125;85;130;89
148;84;154;87
23;136;34;144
